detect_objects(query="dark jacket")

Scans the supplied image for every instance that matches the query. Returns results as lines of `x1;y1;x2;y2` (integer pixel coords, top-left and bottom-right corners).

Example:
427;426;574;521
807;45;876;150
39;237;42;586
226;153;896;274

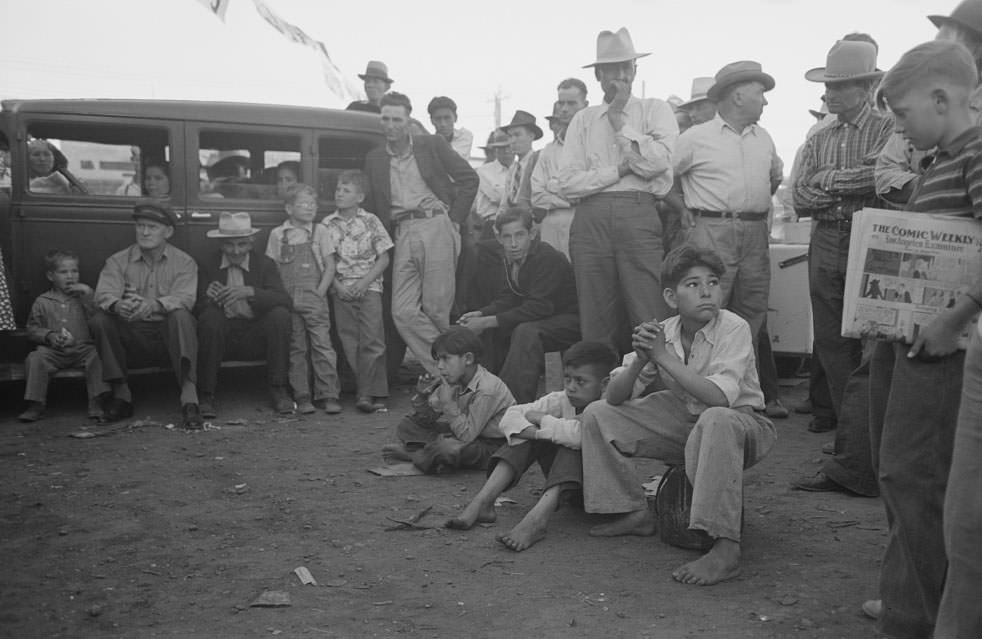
479;240;578;332
363;134;479;229
194;250;291;316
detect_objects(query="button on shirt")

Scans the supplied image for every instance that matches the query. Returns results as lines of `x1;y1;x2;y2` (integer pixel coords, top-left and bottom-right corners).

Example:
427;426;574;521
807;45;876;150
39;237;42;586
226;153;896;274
27;289;94;346
427;365;515;442
320;208;394;293
220;253;254;319
674;116;783;214
614;309;764;415
559;96;678;200
388;138;446;217
793;103;894;220
95;244;197;320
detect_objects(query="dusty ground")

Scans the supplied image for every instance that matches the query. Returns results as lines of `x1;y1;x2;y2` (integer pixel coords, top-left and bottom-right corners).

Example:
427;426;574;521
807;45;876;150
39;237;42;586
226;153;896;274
0;367;886;639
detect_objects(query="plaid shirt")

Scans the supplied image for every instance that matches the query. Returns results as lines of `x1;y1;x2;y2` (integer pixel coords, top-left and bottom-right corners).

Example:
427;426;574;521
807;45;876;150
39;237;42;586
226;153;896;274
793;103;894;221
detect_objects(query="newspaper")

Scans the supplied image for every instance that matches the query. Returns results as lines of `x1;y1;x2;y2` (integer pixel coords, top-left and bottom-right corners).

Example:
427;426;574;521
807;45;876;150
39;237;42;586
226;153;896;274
842;208;981;348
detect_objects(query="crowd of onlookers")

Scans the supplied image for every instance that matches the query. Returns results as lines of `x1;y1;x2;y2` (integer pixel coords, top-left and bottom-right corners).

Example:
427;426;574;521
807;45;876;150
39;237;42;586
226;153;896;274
1;3;982;637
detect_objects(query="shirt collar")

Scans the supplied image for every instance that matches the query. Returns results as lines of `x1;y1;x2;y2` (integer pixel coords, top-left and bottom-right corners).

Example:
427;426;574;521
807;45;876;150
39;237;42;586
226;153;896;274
284;218;314;235
599;95;638;117
41;289;73;302
128;243;171;263
325;208;363;223
386;135;414;158
717;115;757;136
664;311;722;351
220;252;251;272
835;102;872;129
462;365;487;394
938;127;982;158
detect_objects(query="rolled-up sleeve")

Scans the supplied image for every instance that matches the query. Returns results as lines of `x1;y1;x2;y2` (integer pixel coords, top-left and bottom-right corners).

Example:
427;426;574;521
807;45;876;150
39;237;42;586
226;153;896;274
703;322;756;407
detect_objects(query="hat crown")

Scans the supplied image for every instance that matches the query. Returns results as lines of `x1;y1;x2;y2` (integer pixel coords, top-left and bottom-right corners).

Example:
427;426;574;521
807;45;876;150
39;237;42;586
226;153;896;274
823;40;878;78
360;60;392;82
586;27;650;67
505;110;537;128
688;76;715;101
211;211;257;237
932;0;982;35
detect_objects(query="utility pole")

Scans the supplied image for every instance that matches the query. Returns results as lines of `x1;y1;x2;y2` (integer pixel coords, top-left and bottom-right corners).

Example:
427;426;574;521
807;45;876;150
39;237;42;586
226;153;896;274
489;88;509;129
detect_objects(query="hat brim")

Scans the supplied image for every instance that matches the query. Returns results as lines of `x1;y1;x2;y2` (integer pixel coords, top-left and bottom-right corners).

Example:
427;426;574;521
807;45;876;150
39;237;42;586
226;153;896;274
804;66;884;83
500;123;544;140
678;96;711;110
358;73;393;83
582;51;651;68
206;228;261;238
809;109;827;118
706;72;775;102
132;212;175;227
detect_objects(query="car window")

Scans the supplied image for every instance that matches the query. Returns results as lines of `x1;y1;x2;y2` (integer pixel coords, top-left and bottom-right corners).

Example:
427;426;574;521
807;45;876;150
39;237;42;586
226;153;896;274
197;129;301;201
317;134;377;210
0;132;10;193
25;122;170;197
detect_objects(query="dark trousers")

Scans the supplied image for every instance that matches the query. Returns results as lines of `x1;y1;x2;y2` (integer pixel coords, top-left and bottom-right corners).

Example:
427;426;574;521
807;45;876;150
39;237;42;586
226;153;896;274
88;309;197;388
490;440;583;492
870;341;964;639
570;192;668;354
756;320;779;403
809;346;837;426
491;315;580;404
808;224;863;418
822;353;877;496
196;305;290;396
395;415;503;474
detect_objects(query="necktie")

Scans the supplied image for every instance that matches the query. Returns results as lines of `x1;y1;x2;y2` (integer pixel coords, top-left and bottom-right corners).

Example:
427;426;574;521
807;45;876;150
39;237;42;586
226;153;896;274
509;161;522;204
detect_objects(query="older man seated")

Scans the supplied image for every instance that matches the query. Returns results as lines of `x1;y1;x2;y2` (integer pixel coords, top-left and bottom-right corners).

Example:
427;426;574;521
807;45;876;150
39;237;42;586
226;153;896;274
89;200;202;429
195;212;293;418
458;208;580;403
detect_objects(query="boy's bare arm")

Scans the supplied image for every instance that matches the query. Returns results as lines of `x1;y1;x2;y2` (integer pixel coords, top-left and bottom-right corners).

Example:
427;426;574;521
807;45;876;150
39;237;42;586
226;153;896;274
639;322;729;407
605;357;646;406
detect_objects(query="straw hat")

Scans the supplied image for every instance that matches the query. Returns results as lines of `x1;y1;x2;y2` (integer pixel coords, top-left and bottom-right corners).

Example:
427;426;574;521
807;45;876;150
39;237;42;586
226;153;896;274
206;212;261;238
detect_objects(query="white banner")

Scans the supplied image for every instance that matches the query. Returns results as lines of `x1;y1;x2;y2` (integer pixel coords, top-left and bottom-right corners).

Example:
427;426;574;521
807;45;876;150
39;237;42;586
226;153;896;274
195;0;231;21
251;0;351;102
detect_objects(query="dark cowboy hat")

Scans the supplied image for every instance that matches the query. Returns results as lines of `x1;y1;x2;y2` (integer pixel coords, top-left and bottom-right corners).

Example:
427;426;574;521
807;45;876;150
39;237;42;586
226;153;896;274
929;0;982;38
358;60;393;84
805;40;883;83
706;61;775;102
480;129;511;150
500;110;543;140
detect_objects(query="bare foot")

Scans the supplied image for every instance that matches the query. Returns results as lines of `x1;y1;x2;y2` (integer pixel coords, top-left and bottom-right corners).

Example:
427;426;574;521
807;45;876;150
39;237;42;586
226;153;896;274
589;509;656;537
382;443;411;464
445;498;496;530
672;538;741;586
496;512;548;552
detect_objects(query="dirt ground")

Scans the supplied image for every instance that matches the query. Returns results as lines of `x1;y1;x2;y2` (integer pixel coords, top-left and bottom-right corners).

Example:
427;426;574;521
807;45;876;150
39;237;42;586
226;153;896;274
0;365;886;639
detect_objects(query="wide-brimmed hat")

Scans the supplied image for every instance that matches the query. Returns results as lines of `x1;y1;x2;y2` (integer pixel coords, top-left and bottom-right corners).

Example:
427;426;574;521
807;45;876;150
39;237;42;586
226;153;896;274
679;77;716;109
206;212;261;238
805;40;883;83
582;27;650;68
500;110;543;140
358;60;393;84
545;101;563;122
929;0;982;38
707;61;775;102
480;129;511;150
132;199;176;227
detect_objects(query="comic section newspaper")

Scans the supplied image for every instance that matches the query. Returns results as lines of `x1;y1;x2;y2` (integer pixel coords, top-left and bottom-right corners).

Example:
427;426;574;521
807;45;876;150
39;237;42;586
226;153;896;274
843;208;982;348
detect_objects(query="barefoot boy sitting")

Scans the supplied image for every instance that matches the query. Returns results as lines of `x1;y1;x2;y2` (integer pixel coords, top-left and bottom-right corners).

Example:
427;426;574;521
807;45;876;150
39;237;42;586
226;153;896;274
445;341;618;552
383;326;515;474
579;245;777;586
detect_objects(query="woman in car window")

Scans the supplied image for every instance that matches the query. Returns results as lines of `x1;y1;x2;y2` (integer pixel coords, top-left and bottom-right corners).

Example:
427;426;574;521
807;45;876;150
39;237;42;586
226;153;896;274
143;160;170;197
28;139;72;195
275;161;300;199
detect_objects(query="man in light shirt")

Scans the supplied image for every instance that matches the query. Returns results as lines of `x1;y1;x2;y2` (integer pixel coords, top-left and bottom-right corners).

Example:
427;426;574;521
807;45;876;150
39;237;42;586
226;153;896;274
559;27;678;353
428;96;474;160
532;78;589;260
473;130;514;231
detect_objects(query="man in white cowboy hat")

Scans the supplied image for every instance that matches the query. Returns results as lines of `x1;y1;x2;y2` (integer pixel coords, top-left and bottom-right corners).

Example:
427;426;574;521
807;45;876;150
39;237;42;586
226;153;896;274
791;40;893;496
195;212;293;417
559;26;678;354
532;78;590;260
497;110;544;218
671;60;784;407
677;77;718;127
346;60;394;114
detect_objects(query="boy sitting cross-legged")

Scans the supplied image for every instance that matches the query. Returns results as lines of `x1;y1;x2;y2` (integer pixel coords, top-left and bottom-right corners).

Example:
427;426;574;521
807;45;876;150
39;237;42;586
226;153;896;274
382;326;515;474
445;341;618;552
579;244;777;586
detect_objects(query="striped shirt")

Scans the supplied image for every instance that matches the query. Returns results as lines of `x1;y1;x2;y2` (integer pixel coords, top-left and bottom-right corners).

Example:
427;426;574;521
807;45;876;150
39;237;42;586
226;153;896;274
793;103;894;221
907;127;982;218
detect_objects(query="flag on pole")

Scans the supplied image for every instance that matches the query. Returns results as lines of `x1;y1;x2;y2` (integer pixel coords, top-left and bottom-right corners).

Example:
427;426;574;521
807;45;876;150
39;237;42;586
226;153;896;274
251;0;352;102
195;0;232;21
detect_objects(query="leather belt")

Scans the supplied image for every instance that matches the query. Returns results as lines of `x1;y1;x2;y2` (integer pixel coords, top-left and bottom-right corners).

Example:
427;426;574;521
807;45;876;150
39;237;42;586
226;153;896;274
690;209;767;221
393;209;445;224
588;191;658;204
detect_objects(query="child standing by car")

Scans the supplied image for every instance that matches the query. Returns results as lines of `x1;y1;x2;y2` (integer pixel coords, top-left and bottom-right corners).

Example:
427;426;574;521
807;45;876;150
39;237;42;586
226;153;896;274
20;249;109;422
266;184;342;415
321;170;393;413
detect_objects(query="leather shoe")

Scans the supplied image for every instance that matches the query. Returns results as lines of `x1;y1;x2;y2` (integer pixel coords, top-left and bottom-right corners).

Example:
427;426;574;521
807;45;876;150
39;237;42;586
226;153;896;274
103;398;134;423
182;403;204;431
271;386;294;415
791;472;848;492
765;399;789;419
199;395;217;420
356;397;385;413
822;441;835;455
807;417;837;433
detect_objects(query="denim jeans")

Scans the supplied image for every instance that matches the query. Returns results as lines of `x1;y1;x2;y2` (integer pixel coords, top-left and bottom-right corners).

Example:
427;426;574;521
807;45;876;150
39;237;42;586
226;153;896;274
870;341;964;639
935;329;982;639
333;290;388;399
